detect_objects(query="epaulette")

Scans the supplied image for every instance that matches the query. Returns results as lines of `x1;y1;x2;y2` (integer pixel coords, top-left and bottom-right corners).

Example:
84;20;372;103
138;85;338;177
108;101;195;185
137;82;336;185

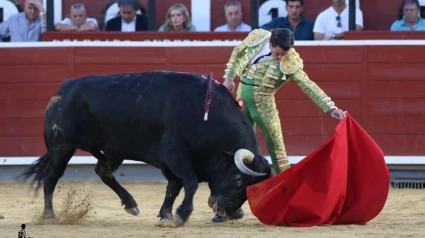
280;48;304;74
244;29;271;47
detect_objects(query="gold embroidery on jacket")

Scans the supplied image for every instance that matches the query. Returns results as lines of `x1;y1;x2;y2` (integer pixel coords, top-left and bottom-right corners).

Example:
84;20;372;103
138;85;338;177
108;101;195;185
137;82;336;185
253;91;290;171
224;29;271;80
290;69;336;113
244;29;271;47
280;48;304;74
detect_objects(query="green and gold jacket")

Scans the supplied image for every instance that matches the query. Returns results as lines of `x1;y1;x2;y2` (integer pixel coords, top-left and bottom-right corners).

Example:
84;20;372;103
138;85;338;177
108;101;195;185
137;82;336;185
223;29;337;113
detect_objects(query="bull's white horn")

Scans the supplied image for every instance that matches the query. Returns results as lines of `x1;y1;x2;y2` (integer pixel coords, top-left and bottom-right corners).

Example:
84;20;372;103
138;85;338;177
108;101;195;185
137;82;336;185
234;149;267;177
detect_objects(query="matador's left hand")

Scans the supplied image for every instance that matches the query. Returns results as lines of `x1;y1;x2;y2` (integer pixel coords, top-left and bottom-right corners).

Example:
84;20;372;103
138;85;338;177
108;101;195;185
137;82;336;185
329;108;346;120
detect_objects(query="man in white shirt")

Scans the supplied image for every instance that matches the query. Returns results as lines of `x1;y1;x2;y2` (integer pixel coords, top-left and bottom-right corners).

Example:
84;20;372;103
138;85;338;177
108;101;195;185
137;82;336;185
313;0;363;40
214;1;251;32
55;3;98;32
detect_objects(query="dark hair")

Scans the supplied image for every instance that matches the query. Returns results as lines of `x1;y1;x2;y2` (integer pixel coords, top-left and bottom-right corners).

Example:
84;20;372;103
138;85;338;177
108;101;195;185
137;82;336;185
118;0;138;10
117;0;147;14
398;0;420;19
285;0;304;6
269;28;294;51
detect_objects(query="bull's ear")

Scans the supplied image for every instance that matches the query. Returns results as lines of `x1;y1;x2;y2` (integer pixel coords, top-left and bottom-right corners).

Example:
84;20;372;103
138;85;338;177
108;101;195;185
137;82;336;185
221;150;235;158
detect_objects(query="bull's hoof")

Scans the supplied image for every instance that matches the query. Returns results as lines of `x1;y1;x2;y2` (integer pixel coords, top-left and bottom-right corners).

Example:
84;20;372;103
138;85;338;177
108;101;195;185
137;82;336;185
211;214;228;222
211;209;244;223
173;214;184;227
228;208;244;220
157;218;176;228
125;207;140;216
42;210;56;220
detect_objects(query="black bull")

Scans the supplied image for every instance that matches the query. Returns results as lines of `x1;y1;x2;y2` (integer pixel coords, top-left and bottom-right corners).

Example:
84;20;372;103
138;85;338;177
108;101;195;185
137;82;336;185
20;70;272;227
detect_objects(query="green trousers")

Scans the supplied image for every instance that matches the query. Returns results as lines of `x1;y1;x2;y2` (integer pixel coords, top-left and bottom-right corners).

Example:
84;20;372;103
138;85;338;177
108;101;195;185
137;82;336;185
239;81;291;174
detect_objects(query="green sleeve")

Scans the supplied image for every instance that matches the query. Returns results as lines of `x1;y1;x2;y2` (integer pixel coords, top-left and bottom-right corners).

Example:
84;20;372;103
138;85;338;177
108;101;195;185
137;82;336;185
223;39;248;80
289;68;337;114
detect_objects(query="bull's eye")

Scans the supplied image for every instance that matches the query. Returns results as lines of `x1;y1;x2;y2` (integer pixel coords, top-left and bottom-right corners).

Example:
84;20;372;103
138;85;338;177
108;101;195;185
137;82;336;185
236;180;243;187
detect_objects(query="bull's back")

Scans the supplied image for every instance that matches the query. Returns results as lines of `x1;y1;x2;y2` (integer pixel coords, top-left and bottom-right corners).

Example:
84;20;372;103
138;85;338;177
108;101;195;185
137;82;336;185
48;71;209;158
73;71;206;119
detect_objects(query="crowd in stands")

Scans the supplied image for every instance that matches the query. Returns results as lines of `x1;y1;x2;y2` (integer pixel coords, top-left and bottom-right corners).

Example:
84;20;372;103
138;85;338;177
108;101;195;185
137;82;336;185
0;0;425;42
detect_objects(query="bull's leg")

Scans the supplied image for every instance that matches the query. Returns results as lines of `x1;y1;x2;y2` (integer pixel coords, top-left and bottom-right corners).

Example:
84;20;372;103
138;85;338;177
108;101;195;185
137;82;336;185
92;152;139;215
158;138;198;227
43;146;76;219
157;168;182;227
173;172;198;227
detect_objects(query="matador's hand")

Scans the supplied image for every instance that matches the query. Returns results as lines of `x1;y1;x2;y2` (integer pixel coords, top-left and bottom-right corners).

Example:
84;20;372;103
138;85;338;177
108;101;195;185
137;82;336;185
329;108;346;120
223;78;235;93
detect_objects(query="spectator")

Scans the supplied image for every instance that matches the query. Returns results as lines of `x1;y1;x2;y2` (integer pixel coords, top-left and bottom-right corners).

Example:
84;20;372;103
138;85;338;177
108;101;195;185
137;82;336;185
158;3;196;31
55;3;98;32
0;0;45;42
313;0;363;40
214;1;251;32
260;0;314;40
105;0;148;31
391;0;425;31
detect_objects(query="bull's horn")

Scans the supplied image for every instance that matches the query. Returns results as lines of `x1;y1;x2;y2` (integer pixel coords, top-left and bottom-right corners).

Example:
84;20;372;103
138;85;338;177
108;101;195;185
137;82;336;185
234;149;267;177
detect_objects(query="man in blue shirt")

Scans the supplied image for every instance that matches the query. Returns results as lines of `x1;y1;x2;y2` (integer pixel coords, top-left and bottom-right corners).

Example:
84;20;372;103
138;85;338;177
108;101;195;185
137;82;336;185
391;0;425;31
260;0;314;40
0;0;46;42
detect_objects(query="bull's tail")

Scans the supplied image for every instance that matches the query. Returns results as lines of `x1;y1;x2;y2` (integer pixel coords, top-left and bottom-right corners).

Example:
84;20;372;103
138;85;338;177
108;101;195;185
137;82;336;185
18;152;50;193
203;72;217;121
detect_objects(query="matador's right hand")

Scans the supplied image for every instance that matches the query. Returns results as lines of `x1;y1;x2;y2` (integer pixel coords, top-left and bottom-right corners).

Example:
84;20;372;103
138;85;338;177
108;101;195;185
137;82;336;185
329;108;346;120
223;78;235;93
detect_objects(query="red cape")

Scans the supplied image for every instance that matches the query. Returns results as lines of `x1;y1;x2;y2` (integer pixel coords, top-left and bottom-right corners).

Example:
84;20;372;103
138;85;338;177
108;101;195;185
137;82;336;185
246;114;390;227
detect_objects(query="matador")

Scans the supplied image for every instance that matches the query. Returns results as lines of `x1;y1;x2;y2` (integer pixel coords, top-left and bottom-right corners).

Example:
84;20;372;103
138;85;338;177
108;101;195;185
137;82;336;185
223;28;346;175
211;28;346;223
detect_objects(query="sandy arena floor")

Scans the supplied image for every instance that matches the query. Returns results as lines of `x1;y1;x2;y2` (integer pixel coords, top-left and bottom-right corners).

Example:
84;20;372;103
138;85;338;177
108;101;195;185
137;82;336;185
0;181;424;238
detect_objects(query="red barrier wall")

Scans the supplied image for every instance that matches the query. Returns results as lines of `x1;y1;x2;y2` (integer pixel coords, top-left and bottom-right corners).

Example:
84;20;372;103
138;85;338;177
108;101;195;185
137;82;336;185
344;31;425;40
1;44;424;158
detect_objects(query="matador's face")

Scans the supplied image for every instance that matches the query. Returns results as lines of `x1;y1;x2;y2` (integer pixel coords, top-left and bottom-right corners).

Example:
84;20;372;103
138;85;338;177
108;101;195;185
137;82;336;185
269;43;289;61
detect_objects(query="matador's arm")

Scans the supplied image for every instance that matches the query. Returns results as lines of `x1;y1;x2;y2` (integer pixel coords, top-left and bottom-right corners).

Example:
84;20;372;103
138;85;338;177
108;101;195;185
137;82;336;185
282;49;337;114
290;69;337;114
223;38;248;80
